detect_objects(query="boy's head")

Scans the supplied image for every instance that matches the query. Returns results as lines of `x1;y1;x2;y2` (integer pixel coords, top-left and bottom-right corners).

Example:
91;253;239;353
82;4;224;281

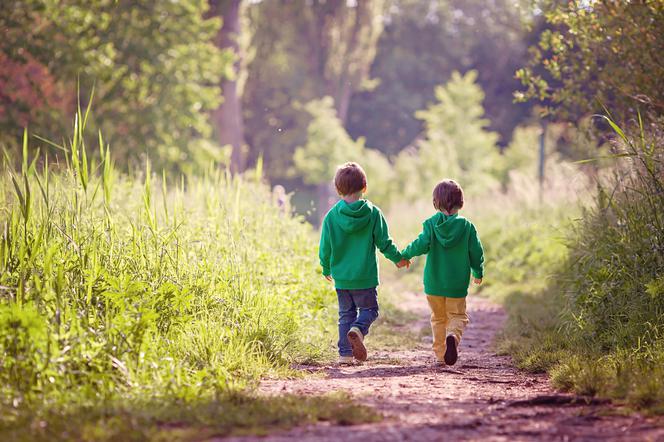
334;162;367;196
433;179;464;214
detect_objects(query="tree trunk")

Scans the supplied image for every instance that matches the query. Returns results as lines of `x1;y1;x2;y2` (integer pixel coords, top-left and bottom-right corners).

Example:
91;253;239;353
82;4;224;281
209;0;245;173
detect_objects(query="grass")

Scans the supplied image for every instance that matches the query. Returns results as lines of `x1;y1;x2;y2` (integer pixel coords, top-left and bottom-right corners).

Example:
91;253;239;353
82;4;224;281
494;119;664;413
2;391;381;441
0;113;379;439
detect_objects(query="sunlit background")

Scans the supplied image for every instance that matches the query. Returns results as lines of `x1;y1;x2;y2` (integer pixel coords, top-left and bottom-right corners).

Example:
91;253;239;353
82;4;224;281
1;0;663;439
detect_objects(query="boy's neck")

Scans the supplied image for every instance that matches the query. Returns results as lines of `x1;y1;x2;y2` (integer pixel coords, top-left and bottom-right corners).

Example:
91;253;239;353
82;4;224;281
342;193;363;203
441;209;459;216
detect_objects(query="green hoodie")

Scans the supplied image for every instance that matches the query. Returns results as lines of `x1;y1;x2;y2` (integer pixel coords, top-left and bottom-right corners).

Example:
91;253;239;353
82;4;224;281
401;212;484;297
319;199;402;290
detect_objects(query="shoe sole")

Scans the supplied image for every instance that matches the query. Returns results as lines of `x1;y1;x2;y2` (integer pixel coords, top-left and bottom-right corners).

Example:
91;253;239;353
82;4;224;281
444;335;458;365
347;330;367;361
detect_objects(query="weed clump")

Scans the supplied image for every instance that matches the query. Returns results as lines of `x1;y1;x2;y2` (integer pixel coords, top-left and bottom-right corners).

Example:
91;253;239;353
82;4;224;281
501;118;664;412
0;118;336;430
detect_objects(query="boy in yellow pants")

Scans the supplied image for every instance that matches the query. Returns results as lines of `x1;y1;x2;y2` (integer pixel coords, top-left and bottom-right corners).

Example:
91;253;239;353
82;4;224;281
401;179;484;365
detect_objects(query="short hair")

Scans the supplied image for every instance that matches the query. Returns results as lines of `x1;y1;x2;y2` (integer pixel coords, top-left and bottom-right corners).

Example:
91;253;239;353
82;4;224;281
334;162;367;196
433;179;464;213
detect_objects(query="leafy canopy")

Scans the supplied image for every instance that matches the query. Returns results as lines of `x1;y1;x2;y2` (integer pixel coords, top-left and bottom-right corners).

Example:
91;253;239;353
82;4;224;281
515;1;664;122
0;0;231;172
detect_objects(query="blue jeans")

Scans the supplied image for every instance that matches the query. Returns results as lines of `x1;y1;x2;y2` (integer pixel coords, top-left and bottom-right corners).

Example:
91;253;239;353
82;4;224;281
336;288;379;356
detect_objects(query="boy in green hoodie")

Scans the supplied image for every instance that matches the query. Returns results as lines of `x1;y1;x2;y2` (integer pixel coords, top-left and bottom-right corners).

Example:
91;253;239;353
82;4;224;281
401;179;484;366
319;162;409;364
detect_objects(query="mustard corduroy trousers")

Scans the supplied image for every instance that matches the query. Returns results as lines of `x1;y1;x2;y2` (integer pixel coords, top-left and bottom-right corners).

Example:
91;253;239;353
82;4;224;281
425;295;470;361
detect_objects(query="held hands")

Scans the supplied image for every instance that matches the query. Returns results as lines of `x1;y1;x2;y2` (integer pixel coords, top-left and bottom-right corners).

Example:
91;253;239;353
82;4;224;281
396;259;411;269
473;277;483;285
324;275;333;282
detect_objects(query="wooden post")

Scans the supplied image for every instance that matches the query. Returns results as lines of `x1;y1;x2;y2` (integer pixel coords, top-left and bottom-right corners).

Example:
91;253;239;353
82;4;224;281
538;120;547;198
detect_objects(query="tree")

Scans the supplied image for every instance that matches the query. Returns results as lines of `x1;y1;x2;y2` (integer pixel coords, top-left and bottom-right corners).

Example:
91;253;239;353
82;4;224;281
242;0;385;178
0;0;229;172
393;71;501;199
208;0;249;173
347;0;535;155
293;98;364;187
516;1;664;123
293;97;393;221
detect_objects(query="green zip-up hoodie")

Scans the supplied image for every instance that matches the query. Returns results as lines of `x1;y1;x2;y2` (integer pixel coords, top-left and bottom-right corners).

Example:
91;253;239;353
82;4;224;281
319;199;402;290
401;212;484;297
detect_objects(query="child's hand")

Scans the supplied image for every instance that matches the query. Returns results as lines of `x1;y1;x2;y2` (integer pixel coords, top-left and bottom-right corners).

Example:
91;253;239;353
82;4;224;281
473;277;482;285
325;275;333;282
396;259;411;269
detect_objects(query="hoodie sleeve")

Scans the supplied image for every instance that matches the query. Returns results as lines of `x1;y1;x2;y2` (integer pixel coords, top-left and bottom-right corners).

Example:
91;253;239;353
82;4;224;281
372;209;403;263
319;217;332;276
401;222;431;260
469;224;484;279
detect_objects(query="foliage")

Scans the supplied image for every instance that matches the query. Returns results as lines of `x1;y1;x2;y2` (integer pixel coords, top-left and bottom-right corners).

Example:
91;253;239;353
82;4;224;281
292;97;394;208
0;115;339;426
563;119;664;354
293;98;364;186
499;120;664;412
392;71;502;200
293;72;543;215
242;0;385;178
347;0;536;154
493;125;541;188
516;1;664;122
0;0;230;172
492;122;603;189
476;206;569;302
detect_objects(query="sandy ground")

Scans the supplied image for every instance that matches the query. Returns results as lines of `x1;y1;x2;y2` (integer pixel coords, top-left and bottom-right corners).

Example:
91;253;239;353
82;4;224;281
223;294;664;442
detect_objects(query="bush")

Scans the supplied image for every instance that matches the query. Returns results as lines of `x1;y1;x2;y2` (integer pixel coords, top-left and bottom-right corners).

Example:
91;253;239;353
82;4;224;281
564;123;664;352
0;120;335;415
500;118;664;411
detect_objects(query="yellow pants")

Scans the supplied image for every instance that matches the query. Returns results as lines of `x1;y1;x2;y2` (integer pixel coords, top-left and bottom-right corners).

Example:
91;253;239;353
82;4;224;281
426;295;469;361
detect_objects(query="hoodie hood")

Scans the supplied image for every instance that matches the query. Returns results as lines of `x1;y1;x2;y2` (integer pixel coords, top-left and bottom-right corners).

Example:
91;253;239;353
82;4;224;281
432;212;469;248
334;199;373;233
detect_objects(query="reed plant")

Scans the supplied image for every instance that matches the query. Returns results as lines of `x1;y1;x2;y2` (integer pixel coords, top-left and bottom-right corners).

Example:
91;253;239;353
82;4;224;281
500;116;664;412
0;108;340;436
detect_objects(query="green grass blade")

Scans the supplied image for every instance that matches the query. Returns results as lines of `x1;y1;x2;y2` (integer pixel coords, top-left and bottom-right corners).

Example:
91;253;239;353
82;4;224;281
82;83;95;130
33;134;67;152
594;114;627;142
22;128;28;176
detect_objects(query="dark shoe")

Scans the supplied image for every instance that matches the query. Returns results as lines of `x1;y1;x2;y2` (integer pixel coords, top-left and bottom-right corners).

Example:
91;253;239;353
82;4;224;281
444;335;458;366
347;327;367;361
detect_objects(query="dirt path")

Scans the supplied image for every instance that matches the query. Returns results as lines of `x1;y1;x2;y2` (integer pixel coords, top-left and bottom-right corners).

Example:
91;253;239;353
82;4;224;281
225;294;664;441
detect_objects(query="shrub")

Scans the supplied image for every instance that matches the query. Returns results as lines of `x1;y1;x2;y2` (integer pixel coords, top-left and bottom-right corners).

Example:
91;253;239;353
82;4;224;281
563;118;664;355
0;118;334;412
500;117;664;411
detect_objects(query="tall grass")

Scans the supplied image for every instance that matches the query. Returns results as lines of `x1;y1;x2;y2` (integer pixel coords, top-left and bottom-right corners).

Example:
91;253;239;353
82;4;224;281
500;117;664;412
0;113;334;425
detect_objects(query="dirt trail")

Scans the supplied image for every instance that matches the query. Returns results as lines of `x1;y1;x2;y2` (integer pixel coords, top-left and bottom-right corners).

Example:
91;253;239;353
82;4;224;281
225;294;664;441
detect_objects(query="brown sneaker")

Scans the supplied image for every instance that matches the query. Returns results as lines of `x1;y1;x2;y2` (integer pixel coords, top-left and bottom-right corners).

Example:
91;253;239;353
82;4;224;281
444;335;458;366
347;327;367;361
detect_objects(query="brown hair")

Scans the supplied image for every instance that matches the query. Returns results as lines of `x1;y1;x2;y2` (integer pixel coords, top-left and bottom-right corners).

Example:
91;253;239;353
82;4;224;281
334;162;367;196
433;179;464;213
